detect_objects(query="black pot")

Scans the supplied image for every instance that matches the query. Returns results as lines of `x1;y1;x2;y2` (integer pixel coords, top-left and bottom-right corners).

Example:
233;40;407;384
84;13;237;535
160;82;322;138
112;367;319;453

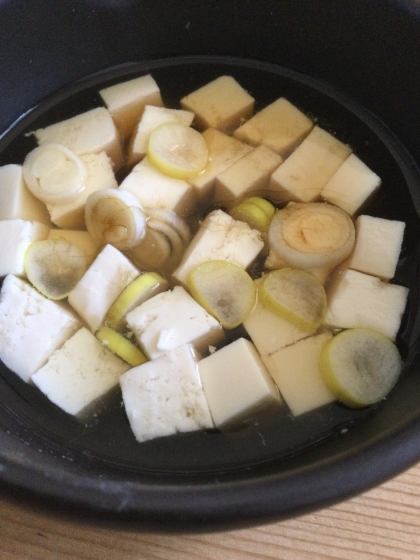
1;0;420;532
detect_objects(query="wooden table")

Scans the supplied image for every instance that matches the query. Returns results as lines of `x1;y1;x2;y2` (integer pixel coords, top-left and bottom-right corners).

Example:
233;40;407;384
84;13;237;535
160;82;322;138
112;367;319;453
1;461;419;560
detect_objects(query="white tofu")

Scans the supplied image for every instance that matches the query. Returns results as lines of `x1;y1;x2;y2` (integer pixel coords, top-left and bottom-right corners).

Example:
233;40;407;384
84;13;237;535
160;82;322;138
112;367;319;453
198;338;282;429
263;332;335;416
99;74;163;140
325;269;409;340
0;275;81;382
189;128;253;201
126;286;223;360
119;157;196;218
68;244;139;332
269;126;352;203
0;164;50;225
46;151;117;229
234;97;314;157
346;215;405;280
127;105;194;165
32;327;129;417
214;145;283;204
243;286;315;357
0;219;49;277
120;344;214;443
47;229;101;265
34;107;124;169
321;154;381;215
180;75;255;132
172;209;264;286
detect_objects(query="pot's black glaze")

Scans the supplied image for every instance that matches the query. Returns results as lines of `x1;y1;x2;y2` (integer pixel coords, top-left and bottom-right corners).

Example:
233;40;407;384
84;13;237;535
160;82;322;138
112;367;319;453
1;0;420;532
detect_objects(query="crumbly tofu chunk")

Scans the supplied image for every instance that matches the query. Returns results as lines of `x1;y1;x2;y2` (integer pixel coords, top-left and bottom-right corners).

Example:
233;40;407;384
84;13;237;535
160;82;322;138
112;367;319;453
321;154;381;215
119;157;196;217
269;126;352;203
189;128;253;201
198;338;281;429
126;286;223;360
243;284;315;356
214;145;283;204
0;164;50;224
172;209;264;286
127;105;194;165
46;151;117;229
47;229;101;265
99;74;163;140
263;332;335;416
120;344;214;443
32;327;129;417
346;215;405;280
325;269;409;340
181;76;254;132
0;219;49;277
34;107;123;169
0;275;81;382
234;97;314;157
68;244;139;332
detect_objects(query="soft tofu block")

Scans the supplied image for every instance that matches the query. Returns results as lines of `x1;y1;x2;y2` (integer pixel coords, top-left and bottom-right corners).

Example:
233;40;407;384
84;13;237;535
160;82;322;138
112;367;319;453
214;145;283;204
127;105;194;165
269;126;352;203
321;154;381;215
47;151;117;229
263;332;335;416
172;209;264;286
119;157;196;217
32;327;129;417
234;97;314;158
120;344;214;443
346;215;405;280
34;107;123;169
47;229;101;265
99;74;163;140
189;128;253;201
198;338;281;429
0;219;49;277
325;269;409;340
68;244;139;332
126;286;223;360
0;164;50;224
181;75;254;132
0;275;81;382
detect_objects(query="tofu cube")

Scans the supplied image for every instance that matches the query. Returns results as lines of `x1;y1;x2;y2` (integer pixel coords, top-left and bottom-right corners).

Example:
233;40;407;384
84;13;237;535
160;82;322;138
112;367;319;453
234;97;314;158
119;157;196;218
0;275;81;382
127;105;194;166
189;128;253;201
325;269;409;340
346;215;405;280
99;74;163;140
321;154;381;215
120;344;214;443
47;229;101;265
126;286;223;360
198;338;282;429
269;126;352;203
0;164;50;225
214;145;283;204
34;107;123;169
0;219;49;277
172;209;264;286
68;244;139;332
180;75;254;132
47;151;117;229
263;332;335;416
32;327;129;417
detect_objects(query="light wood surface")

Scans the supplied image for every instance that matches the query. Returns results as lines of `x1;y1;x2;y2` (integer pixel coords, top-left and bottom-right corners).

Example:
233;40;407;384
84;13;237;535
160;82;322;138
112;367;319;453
1;461;420;560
